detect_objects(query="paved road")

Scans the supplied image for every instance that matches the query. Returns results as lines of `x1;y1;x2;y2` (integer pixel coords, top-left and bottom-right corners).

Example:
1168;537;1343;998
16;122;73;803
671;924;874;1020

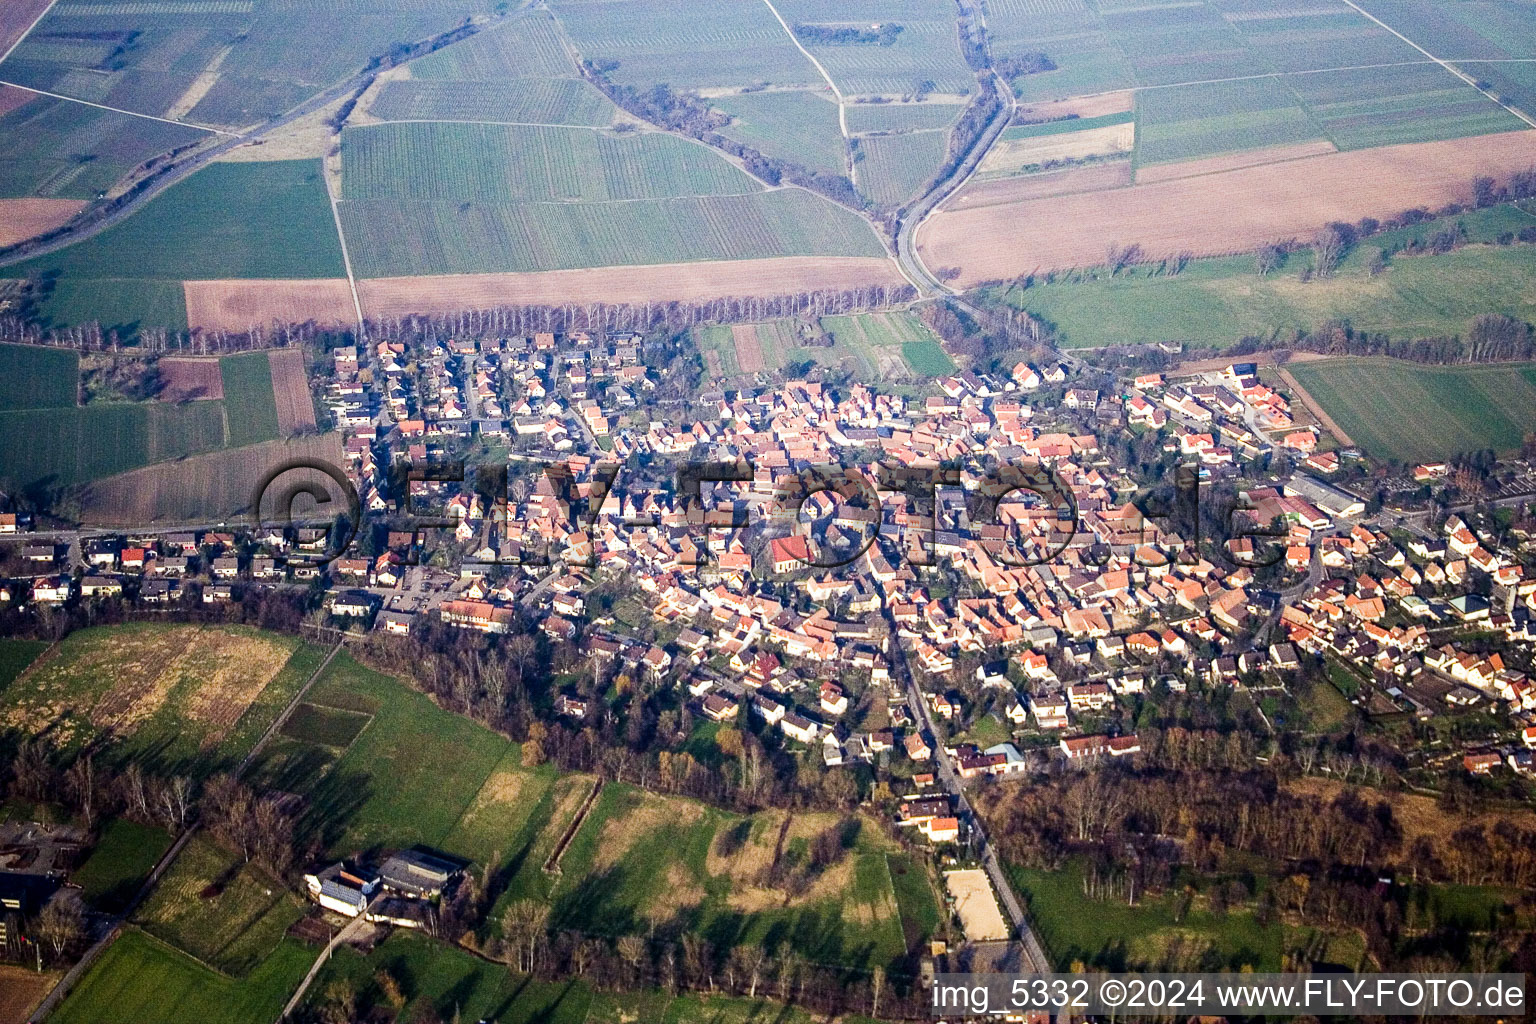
882;605;1052;974
31;640;346;1022
279;903;376;1021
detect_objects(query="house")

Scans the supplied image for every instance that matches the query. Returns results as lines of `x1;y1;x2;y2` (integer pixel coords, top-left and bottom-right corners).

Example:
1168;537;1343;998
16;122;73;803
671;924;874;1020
555;694;590;719
1463;751;1501;775
780;712;820;743
331;590;378;619
819;682;849;716
304;862;378;917
378;849;460;899
1031;692;1070;730
770;536;811;574
923;817;960;842
702;693;739;722
905;731;933;761
1060;734;1110;759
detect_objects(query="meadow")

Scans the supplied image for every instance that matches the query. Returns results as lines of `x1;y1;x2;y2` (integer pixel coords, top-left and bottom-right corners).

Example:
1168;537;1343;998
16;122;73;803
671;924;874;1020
342;122;761;203
339;188;885;278
1285;359;1536;464
991;206;1536;349
49;928;314;1024
0;342;76;409
820;311;953;376
7;160;346;331
218;351;281;447
0;623;312;774
70;819;173;913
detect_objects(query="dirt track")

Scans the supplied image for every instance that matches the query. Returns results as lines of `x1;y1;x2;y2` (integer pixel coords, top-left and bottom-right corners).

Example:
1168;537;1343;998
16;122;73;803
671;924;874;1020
919;129;1536;284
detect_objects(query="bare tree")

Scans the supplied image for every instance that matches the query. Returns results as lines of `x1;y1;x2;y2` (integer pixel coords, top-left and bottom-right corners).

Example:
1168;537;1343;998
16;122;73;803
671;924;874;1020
501;899;549;974
1312;227;1346;278
37;891;85;962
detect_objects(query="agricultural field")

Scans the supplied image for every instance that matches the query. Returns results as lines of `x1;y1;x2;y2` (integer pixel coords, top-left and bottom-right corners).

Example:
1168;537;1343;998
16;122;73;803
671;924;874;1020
0;964;55;1024
1285;358;1536;464
182;279;356;333
341;122;761;203
70;819;173;913
990;207;1536;348
772;0;976;97
157;357;225;402
0;639;47;691
846;99;962;134
135;836;305;975
0;623;307;772
218;351;281;447
546;0;822;92
49;928;314;1024
77;431;345;525
979;112;1133;179
340;188;886;278
366;77;615;126
821;311;953;376
410;9;578;81
713;89;847;177
0;342;76;409
856;130;946;207
1134;78;1323;167
1287;64;1526;151
6;160;345;331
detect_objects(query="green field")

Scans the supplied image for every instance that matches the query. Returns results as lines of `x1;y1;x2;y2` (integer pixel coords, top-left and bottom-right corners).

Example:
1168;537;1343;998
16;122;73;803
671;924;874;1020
7;160;346;331
218;352;281;447
0;97;207;201
1287;358;1536;464
367;78;616;126
1287;64;1525;150
994;209;1536;349
340;187;885;277
411;9;579;81
848;100;963;134
71;819;173;913
50;928;314;1024
1134;77;1323;166
135;837;305;975
714;89;848;176
278;701;372;749
820;311;952;376
857;130;946;207
342;122;761;202
0;399;228;494
0;624;308;773
0;343;79;409
901;340;956;375
0;638;47;691
780;0;976;96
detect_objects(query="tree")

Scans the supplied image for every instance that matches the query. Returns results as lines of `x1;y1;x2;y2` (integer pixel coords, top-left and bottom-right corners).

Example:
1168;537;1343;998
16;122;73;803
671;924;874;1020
1255;243;1284;277
37;891;85;962
1312;227;1346;278
65;754;97;829
617;934;648;984
501;899;549;973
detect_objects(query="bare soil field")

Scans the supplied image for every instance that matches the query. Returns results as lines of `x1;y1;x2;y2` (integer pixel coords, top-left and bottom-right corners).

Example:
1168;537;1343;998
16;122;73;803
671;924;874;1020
183;279;355;332
0;84;36;117
0;965;57;1024
1016;90;1134;123
730;324;767;373
0;198;85;247
947;161;1131;210
920;129;1536;285
944;868;1009;942
0;0;52;57
267;347;317;435
78;432;344;525
158;357;225;402
1135;140;1338;183
980;123;1133;176
357;256;906;315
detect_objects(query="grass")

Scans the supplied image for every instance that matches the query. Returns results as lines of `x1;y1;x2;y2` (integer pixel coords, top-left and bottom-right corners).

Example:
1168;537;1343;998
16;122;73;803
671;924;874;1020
901;340;955;376
49;928;314;1024
819;311;951;377
7;160;345;330
994;225;1536;350
134;837;304;975
1286;358;1536;464
339;188;885;277
0;638;47;691
72;819;173;913
0;623;305;773
1008;859;1283;971
278;702;372;749
218;352;281;447
0;343;77;410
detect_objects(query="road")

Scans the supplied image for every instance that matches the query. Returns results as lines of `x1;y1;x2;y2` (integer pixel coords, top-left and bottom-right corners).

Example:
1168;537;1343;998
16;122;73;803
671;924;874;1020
881;605;1053;974
279;902;376;1021
30;640;346;1022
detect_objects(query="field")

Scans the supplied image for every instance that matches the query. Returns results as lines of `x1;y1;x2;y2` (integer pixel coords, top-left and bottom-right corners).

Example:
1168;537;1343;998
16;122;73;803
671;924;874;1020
308;929;829;1024
71;818;173;913
846;100;963;134
918;129;1536;285
356;257;904;316
857;130;946;207
218;351;281;447
1285;359;1536;464
1134;78;1323;167
135;836;305;975
0;342;77;409
77;431;345;525
157;357;225;402
267;348;316;436
0;197;84;247
278;701;372;749
0;0;52;56
49;928;314;1024
713;89;847;177
0;964;55;1024
820;311;953;376
992;207;1536;348
342;122;762;203
0;623;306;771
1135;140;1338;184
0;639;47;690
367;78;615;126
6;160;346;331
340;188;887;278
979;115;1134;179
1287;64;1527;151
944;868;1008;941
182;279;356;333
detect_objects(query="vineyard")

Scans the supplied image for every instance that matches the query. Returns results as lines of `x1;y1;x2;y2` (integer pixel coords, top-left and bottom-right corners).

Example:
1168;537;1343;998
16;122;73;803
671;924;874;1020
366;78;615;127
713;89;847;177
858;131;947;207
